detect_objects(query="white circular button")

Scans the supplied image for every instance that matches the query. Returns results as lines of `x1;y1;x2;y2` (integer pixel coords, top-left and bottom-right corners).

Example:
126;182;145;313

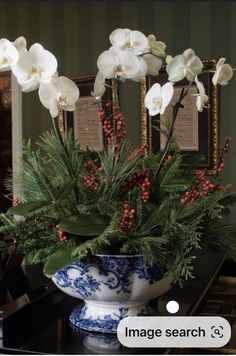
166;300;179;314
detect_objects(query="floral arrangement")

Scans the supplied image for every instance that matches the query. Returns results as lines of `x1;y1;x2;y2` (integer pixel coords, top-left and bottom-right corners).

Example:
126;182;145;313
0;29;236;285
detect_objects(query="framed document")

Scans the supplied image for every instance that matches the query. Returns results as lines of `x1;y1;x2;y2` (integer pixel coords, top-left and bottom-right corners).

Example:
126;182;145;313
62;75;103;150
140;60;219;172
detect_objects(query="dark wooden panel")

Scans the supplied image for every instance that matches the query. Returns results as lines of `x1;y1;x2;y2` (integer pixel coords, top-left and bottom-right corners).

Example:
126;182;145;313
0;74;12;213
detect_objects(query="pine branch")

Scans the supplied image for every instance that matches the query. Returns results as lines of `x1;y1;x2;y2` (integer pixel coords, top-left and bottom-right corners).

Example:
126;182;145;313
71;213;124;259
97;142;144;200
176;190;228;221
161;183;189;194
140;196;178;233
159;155;182;186
120;235;169;265
202;221;236;261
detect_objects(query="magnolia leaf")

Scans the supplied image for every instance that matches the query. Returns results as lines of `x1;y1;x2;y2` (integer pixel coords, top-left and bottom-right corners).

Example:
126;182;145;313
43;246;74;277
59;214;111;236
8;200;51;216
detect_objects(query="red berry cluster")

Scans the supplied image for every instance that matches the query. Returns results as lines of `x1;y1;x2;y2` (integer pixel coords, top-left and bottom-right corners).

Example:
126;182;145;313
141;177;152;203
119;201;136;232
181;170;225;206
121;169;152;204
83;159;102;190
56;224;68;242
98;102;127;156
181;170;205;205
113;105;126;144
98;105;115;145
129;142;149;160
181;137;231;206
12;198;21;206
211;136;231;177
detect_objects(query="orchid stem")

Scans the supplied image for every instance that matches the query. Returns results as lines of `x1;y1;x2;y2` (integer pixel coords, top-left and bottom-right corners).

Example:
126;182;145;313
154;80;194;183
113;79;120;107
52;116;80;205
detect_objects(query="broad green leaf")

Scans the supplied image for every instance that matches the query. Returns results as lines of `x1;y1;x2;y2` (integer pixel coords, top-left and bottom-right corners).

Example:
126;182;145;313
8;200;51;216
43;246;73;277
59;214;111;236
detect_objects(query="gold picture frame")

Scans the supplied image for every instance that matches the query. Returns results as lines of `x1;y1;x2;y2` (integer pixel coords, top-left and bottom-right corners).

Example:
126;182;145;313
140;59;219;172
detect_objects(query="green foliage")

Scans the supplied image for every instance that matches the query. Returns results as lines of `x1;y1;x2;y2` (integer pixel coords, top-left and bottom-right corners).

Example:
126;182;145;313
59;214;111;236
7;130;85;219
202;221;236;261
1;128;236;285
96;143;143;200
120;235;169;265
0;214;59;264
159;155;182;186
43;242;75;277
71;213;124;259
8;200;51;216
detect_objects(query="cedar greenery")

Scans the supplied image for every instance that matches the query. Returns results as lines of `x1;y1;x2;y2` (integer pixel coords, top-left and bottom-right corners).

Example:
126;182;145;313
1;127;236;285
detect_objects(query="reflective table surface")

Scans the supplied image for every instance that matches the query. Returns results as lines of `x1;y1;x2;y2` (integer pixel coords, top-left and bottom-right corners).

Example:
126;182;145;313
0;249;226;354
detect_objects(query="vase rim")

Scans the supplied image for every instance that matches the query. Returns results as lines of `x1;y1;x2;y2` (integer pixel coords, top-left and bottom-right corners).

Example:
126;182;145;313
94;254;143;258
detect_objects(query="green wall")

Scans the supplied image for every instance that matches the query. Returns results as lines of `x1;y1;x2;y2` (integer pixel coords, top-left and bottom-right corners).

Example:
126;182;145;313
1;0;236;215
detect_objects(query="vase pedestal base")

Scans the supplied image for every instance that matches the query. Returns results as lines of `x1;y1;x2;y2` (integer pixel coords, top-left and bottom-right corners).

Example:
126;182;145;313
69;300;150;333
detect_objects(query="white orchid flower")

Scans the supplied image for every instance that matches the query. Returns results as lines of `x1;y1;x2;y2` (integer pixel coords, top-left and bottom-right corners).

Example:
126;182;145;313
38;76;80;118
212;58;233;86
13;36;27;54
145;82;174;116
147;34;166;58
127;57;147;82
97;46;140;79
194;76;209;112
12;43;57;92
140;34;165;76
166;55;173;64
91;71;106;98
109;28;148;55
0;38;19;70
142;53;162;76
166;49;203;82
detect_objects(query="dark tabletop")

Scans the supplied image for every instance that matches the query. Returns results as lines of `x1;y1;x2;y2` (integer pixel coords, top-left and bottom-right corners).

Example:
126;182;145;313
0;248;225;354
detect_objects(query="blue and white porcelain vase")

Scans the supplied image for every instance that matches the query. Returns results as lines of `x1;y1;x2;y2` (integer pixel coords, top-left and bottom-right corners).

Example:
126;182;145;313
52;255;173;333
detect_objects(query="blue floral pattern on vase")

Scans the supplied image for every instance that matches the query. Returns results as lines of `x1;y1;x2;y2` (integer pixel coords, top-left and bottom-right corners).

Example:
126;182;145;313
54;255;166;298
69;305;129;333
52;255;171;333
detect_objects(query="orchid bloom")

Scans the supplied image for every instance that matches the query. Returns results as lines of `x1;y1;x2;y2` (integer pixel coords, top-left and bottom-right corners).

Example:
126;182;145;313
109;28;148;55
147;34;166;58
128;57;147;81
142;53;162;76
91;71;106;98
13;36;27;55
38;76;80;118
12;43;57;92
141;34;165;76
0;38;19;70
212;58;233;86
97;46;140;79
194;76;209;112
166;49;203;82
145;82;174;116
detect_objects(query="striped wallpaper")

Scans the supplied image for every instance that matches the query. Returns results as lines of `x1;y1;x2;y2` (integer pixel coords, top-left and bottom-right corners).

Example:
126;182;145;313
0;0;236;217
